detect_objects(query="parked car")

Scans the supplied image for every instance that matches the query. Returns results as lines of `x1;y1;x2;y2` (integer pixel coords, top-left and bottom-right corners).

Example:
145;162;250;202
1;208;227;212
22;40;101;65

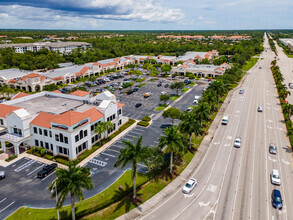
133;88;138;92
239;89;244;94
257;106;263;112
271;169;281;185
144;92;151;98
234;137;241;148
37;163;57;178
271;189;283;209
135;103;142;108
269;144;277;154
161;91;166;95
182;178;197;194
127;90;133;95
185;107;193;112
157;83;162;87
164;84;169;88
184;79;188;84
0;171;5;180
259;66;262;69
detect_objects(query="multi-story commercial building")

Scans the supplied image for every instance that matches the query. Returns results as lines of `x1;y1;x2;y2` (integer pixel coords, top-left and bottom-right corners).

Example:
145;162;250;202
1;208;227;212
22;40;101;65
0;90;126;160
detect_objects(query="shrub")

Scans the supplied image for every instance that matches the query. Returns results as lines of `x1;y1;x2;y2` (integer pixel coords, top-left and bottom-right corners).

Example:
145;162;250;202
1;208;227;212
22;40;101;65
108;119;136;140
44;154;54;160
40;148;47;156
33;152;41;157
5;155;17;162
137;121;149;127
141;115;151;122
55;157;69;165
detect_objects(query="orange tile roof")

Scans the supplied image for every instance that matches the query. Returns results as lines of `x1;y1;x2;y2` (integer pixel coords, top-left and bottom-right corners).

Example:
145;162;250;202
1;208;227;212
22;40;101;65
70;90;90;97
51;111;89;126
0;104;22;118
52;76;64;81
83;107;104;123
21;73;41;82
52;90;62;93
117;102;124;109
30;112;58;128
11;92;30;100
216;67;225;71
8;79;18;83
40;76;47;82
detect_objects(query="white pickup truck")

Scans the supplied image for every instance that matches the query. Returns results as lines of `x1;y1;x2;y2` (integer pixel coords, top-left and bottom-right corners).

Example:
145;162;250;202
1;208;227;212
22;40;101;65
222;116;228;125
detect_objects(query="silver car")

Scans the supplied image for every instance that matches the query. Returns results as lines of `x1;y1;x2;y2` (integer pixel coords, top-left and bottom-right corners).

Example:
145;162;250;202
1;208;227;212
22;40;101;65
269;144;277;154
257;106;263;112
0;171;5;180
182;178;197;194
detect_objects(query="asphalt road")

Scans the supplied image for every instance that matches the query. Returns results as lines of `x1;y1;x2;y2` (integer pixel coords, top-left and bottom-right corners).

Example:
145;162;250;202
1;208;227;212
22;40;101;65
138;34;293;220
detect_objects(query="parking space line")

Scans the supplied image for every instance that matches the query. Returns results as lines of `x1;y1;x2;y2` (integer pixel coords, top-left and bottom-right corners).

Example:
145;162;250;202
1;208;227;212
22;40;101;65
112;145;124;148
0;201;15;213
101;152;116;158
41;171;55;182
125;134;139;138
0;198;6;204
14;159;36;172
27;164;44;176
130;131;142;135
89;159;107;167
10;158;29;168
108;148;121;153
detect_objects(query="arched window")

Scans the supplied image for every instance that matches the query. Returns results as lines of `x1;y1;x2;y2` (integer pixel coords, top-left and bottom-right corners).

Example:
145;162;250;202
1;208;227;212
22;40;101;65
80;130;83;139
59;133;64;142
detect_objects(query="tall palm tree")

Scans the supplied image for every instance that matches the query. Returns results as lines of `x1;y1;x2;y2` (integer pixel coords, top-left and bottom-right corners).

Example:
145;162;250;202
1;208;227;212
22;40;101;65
104;121;114;140
49;161;93;220
114;136;151;199
179;113;202;148
158;126;187;173
193;102;211;126
94;122;106;145
209;80;226;110
203;90;217;111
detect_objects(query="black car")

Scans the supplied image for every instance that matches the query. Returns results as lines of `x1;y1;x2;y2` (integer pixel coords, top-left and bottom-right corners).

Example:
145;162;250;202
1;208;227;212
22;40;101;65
37;163;57;178
164;84;169;88
184;79;188;84
157;83;162;87
135;103;142;108
133;88;138;92
272;189;283;209
127;90;133;95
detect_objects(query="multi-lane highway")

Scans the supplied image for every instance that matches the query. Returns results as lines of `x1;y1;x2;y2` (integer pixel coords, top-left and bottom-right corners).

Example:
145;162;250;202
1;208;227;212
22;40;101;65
137;34;293;220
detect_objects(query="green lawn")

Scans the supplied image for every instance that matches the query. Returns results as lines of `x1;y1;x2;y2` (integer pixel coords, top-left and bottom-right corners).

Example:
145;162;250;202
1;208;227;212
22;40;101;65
154;104;168;111
243;57;259;71
181;88;190;93
149;78;158;82
170;95;180;101
137;83;147;87
189;82;197;86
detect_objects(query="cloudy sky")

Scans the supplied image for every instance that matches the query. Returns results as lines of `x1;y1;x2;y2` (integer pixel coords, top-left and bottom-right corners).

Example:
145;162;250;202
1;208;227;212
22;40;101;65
0;0;292;30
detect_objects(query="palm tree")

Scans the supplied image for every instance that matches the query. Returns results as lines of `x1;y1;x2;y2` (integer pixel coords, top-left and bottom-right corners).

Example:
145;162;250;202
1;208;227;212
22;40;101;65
158;126;187;173
203;90;217;111
94;122;106;145
96;121;114;141
49;161;93;220
209;80;226;110
114;136;151;199
193;102;211;126
179;113;202;148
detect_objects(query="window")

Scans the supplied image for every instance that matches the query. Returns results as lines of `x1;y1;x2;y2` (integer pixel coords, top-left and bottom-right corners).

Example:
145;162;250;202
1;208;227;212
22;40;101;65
84;130;88;137
35;139;39;146
55;134;59;142
40;141;43;147
33;127;38;134
44;130;48;136
49;131;52;137
80;130;83;139
0;119;3;125
75;135;79;142
118;109;122;115
39;128;42;135
91;137;95;143
64;137;68;144
118;119;122;126
45;142;49;149
59;133;64;142
50;144;53;151
58;146;63;154
91;125;94;131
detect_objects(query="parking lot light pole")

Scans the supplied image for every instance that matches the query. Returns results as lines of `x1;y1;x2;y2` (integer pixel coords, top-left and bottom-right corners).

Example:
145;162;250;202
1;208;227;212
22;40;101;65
55;181;59;220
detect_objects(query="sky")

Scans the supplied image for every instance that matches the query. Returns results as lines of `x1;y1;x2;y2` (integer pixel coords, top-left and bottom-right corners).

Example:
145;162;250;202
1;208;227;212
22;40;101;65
0;0;292;30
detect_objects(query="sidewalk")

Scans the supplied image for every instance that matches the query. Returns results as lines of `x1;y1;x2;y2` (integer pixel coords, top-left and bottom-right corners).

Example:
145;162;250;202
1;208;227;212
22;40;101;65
117;72;249;220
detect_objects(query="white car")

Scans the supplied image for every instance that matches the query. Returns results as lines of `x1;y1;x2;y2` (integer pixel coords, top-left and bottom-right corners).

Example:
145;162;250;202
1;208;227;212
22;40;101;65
182;178;197;194
0;171;5;180
257;106;263;112
271;169;281;185
193;99;198;104
234;137;241;148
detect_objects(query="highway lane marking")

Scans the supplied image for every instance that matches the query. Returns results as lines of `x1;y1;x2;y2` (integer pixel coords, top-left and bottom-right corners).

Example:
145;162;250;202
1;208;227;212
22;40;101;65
224;143;231;147
183;193;194;198
207;184;217;193
281;159;290;165
226;136;232;140
0;201;15;213
213;142;220;145
267;125;273;129
199;201;210;207
277;127;283;131
268;156;276;162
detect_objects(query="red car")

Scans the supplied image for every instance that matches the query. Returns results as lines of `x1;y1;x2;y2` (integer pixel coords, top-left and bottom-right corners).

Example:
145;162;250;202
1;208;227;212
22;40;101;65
208;78;211;82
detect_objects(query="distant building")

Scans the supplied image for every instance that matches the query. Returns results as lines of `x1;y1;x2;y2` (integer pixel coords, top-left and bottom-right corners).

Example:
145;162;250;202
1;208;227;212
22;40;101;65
0;41;91;54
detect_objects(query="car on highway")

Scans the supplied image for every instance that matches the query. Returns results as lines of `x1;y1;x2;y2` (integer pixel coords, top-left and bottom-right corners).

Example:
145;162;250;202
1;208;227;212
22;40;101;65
271;189;283;209
259;66;262;69
269;144;277;154
257;106;263;112
37;163;57;178
271;169;281;185
182;178;197;194
289;83;293;89
0;171;5;180
234;137;241;148
239;89;244;94
135;103;142;108
222;116;229;125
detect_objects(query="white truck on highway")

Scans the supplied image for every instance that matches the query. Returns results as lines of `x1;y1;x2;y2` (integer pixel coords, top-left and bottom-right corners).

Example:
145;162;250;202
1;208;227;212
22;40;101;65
289;83;293;89
222;116;228;125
